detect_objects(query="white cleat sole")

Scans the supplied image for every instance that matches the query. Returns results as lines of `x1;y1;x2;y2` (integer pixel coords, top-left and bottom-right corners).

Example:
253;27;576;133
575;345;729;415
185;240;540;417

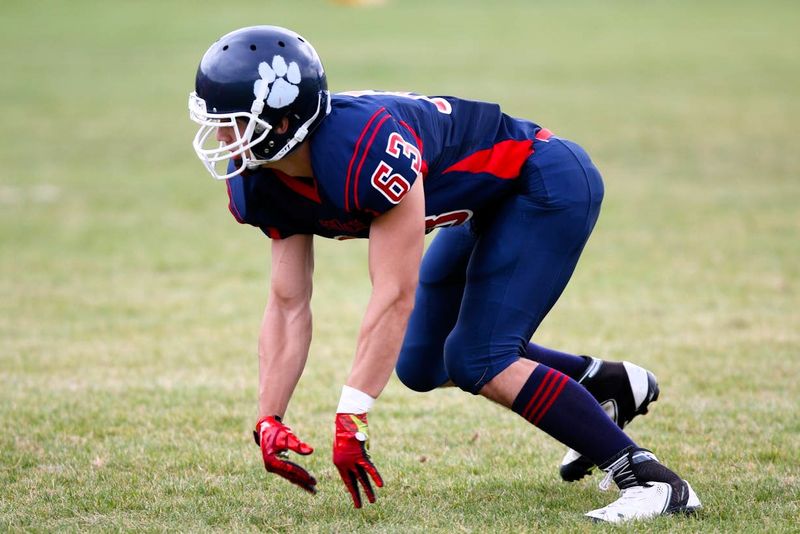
585;481;702;523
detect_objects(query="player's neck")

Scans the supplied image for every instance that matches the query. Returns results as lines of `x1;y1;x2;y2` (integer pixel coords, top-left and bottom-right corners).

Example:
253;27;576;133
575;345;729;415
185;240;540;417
262;142;314;178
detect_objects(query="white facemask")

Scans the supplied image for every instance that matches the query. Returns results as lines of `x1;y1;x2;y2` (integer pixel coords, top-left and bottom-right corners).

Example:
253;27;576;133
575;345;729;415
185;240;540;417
188;92;273;180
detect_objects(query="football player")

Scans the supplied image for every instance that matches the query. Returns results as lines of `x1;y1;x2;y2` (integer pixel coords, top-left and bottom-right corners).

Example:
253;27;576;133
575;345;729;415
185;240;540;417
188;25;701;522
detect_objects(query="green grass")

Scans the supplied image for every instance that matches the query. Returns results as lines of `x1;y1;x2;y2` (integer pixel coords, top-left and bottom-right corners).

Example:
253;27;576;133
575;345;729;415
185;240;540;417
1;0;799;531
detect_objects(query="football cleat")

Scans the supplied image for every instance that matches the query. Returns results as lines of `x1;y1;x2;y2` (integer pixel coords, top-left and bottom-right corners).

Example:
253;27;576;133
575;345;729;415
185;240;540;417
585;447;701;523
560;358;660;482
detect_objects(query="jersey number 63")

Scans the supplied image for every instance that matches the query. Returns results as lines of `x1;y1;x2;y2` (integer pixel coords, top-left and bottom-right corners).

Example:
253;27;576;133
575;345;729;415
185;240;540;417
370;132;422;204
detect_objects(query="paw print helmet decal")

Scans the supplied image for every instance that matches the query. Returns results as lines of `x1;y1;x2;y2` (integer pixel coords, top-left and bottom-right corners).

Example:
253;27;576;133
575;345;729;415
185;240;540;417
254;56;301;109
189;26;330;179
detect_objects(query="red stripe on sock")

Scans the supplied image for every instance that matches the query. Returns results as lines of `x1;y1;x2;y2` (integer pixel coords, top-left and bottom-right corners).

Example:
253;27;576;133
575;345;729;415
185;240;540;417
521;369;556;420
532;373;569;425
526;370;566;424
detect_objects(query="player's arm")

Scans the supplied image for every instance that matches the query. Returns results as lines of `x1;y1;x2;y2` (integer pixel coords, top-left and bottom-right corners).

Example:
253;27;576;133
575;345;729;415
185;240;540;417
259;233;315;417
350;177;425;396
332;177;425;508
254;233;318;494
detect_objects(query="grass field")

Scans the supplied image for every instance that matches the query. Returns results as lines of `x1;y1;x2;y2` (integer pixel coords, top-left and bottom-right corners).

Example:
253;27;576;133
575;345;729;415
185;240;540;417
1;0;799;531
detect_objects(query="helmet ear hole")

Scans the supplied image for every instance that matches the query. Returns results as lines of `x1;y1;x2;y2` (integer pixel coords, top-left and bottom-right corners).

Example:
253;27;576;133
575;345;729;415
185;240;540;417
250;44;257;51
275;116;291;135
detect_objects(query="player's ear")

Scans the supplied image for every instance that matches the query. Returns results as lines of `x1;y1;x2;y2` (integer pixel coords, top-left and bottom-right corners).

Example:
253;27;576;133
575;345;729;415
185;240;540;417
275;116;290;135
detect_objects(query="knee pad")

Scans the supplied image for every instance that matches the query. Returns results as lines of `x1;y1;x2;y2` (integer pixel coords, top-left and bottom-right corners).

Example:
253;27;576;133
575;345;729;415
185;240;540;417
443;332;486;394
444;329;521;394
395;347;446;393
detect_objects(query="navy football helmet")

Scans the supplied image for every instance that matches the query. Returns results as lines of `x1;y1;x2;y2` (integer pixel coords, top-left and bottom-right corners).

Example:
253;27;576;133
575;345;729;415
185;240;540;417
189;26;330;179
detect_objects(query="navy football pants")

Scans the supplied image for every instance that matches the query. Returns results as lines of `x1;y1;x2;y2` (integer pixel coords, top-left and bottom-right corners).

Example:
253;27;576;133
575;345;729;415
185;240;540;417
396;137;604;394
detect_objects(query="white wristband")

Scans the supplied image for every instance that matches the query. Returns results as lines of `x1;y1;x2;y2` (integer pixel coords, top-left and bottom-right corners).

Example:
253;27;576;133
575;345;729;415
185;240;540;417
337;385;375;414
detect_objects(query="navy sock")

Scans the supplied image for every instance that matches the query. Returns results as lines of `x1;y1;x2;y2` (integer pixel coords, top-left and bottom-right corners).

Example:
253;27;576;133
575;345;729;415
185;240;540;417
511;364;635;466
524;343;590;379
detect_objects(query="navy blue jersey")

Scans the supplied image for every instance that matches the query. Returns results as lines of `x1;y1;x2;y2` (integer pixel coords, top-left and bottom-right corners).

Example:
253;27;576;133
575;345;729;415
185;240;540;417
225;91;547;239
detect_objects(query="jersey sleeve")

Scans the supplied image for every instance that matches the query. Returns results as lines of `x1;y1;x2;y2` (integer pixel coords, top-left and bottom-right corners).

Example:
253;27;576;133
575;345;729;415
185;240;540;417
349;114;423;217
225;170;299;240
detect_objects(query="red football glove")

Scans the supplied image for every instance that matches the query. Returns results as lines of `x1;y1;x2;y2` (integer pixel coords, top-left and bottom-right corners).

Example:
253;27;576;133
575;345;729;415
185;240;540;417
254;415;317;494
333;413;384;508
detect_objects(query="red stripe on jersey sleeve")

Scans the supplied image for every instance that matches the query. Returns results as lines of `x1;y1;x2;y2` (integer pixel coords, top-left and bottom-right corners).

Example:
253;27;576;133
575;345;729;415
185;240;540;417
442;139;534;179
352;113;391;211
399;120;428;178
264;227;282;239
345;107;388;212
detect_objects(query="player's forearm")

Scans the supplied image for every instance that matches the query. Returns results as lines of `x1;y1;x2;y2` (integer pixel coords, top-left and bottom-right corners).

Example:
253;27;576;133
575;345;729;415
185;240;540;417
347;288;416;398
258;300;313;418
347;178;424;400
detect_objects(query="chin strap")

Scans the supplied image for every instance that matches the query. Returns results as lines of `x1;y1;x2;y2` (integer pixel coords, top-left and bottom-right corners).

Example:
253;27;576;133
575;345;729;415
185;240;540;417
258;90;329;163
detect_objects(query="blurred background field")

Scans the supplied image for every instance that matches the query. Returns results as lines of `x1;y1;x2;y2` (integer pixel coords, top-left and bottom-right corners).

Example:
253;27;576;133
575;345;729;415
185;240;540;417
1;0;798;531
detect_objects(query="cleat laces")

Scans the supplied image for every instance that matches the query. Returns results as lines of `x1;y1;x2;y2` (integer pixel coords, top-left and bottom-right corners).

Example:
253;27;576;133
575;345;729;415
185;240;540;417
599;470;614;491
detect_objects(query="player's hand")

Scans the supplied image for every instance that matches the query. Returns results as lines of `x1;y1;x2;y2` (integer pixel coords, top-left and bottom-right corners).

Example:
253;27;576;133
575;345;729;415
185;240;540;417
254;415;317;494
332;413;384;508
